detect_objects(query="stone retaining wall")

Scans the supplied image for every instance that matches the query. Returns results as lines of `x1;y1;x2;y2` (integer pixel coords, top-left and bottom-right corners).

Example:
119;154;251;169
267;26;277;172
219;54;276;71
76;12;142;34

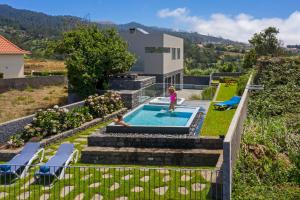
0;75;67;92
88;133;223;149
81;146;222;166
109;76;156;90
183;76;210;85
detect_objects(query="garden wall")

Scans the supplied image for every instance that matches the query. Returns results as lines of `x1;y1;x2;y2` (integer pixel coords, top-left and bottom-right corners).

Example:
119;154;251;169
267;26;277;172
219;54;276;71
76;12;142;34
222;74;252;200
211;72;242;80
183;75;210;85
0;101;85;144
0;75;67;92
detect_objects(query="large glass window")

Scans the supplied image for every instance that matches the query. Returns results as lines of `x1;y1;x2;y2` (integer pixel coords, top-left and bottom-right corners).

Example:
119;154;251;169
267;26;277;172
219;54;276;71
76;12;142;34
172;48;176;60
145;47;170;53
177;48;181;59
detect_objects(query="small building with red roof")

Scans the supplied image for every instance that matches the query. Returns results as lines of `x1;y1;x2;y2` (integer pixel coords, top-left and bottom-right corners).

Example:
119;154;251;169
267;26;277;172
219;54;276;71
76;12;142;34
0;35;30;79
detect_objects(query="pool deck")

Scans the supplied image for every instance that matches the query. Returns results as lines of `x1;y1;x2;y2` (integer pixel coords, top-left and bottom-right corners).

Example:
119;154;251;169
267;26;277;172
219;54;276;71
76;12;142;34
183;100;210;114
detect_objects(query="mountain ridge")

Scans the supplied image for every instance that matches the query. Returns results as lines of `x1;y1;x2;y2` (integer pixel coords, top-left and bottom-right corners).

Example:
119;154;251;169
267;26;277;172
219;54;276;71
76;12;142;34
0;4;245;56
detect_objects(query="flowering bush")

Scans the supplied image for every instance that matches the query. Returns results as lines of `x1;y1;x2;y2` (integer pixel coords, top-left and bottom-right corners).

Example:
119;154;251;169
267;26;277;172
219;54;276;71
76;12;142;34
85;92;123;118
8;92;123;146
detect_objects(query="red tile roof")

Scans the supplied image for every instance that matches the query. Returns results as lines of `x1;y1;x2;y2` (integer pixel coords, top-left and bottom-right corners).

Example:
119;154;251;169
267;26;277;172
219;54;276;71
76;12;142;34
0;35;30;55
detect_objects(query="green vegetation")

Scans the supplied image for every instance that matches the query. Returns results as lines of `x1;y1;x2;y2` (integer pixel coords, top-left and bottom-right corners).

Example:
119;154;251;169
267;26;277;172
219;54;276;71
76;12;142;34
184;40;244;76
233;28;300;199
52;26;136;97
8;92;123;148
1;123;214;200
236;73;250;96
201;103;236;136
200;86;217;100
215;83;237;101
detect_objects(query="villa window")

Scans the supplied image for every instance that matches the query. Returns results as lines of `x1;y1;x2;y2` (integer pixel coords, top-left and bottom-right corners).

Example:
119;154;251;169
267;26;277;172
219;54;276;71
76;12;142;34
172;48;176;60
145;47;170;53
177;48;180;59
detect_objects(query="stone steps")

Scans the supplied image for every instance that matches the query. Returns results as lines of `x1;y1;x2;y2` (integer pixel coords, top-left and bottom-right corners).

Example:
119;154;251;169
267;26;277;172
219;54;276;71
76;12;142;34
81;146;222;167
88;133;223;150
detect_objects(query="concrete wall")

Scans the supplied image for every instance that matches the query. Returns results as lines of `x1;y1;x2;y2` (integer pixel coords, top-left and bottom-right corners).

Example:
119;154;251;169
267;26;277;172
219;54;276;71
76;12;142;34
163;34;184;74
183;76;210;85
0;75;67;92
120;31;183;75
0;54;24;79
222;74;253;200
120;31;164;74
0;101;84;144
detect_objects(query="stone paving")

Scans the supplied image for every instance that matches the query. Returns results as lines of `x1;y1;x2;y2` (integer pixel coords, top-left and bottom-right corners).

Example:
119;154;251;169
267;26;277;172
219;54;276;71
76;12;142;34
121;174;133;180
60;186;74;197
110;182;120;191
154;186;169;195
2;124;214;199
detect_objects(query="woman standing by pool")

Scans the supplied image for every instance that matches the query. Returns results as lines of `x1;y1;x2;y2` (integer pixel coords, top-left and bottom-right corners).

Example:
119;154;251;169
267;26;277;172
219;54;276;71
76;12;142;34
168;86;177;111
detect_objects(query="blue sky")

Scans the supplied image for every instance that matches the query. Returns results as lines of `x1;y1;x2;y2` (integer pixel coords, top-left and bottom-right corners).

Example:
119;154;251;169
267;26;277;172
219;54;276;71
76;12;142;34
1;0;300;44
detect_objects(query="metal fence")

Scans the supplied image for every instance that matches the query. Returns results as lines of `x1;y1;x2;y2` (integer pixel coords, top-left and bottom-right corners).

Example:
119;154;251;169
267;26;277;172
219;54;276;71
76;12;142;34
0;165;222;200
222;75;253;200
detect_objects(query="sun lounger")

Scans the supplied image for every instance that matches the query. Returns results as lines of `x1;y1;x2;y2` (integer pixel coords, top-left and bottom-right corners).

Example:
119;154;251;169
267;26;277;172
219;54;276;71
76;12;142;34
214;96;241;110
0;142;44;178
34;143;78;181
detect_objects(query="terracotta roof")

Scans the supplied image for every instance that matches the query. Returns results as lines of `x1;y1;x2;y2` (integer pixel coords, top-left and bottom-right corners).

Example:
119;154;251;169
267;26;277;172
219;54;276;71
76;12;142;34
0;35;30;55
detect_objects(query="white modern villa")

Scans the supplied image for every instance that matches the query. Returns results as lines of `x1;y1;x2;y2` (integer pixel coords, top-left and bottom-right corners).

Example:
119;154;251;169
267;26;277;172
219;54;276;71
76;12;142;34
0;35;30;79
120;28;184;86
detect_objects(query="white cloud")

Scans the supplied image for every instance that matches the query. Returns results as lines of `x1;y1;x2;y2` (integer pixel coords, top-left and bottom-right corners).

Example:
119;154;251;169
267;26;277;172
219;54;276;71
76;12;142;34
157;7;300;45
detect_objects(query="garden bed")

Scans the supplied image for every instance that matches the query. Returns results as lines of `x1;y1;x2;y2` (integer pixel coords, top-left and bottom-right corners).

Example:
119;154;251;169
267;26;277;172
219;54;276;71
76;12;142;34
0;108;127;161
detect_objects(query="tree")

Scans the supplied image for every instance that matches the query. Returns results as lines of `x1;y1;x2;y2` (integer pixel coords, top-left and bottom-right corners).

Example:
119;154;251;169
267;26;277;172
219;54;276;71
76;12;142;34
243;49;257;69
249;27;282;56
54;26;136;97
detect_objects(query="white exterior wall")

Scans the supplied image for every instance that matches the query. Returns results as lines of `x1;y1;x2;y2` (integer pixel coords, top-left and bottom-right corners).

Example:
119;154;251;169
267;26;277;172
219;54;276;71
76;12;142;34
0;54;24;79
163;34;183;74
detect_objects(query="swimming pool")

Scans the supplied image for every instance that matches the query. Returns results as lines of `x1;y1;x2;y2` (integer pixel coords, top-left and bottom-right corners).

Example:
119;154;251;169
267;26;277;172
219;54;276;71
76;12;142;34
106;104;201;134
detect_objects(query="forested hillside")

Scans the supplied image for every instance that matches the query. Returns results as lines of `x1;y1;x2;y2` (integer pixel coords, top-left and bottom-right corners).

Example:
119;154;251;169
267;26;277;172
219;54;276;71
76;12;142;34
0;4;245;58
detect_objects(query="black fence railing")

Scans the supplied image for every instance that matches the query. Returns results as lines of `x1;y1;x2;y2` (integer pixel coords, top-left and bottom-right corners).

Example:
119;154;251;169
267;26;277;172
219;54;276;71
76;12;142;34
0;165;222;200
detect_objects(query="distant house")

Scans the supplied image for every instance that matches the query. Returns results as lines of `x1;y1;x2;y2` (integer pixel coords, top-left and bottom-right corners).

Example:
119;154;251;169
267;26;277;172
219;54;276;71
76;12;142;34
0;35;30;79
120;28;184;86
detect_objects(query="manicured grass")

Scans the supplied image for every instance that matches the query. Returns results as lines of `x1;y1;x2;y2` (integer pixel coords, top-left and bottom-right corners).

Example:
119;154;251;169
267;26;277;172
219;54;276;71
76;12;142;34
215;83;237;101
201;102;236;136
0;122;215;199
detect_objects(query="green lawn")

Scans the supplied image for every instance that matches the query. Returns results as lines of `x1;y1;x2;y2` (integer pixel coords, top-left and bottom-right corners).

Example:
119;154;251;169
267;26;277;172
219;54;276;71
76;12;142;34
0;122;216;199
201;102;236;136
215;83;237;101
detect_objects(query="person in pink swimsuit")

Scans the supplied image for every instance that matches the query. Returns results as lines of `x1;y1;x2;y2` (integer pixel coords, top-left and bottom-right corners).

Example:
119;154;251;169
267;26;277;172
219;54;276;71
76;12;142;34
168;86;177;111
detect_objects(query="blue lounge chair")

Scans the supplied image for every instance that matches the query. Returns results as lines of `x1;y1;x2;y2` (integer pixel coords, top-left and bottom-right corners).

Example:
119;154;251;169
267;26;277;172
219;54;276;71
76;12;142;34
34;143;78;181
0;142;44;178
214;96;241;110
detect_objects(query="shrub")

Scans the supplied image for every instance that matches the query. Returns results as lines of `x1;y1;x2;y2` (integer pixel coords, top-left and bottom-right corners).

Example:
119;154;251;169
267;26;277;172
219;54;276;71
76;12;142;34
236;73;250;96
201;86;217;100
85;92;123;118
9;92;124;145
7;134;24;148
64;106;93;129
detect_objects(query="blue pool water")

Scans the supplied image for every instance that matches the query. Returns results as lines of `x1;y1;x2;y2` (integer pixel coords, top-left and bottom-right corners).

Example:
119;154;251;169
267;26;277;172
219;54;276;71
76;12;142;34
124;104;197;127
